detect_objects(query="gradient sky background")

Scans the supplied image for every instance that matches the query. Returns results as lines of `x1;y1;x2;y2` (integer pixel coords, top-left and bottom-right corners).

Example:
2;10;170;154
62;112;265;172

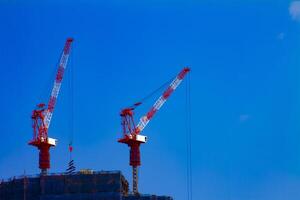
1;0;300;199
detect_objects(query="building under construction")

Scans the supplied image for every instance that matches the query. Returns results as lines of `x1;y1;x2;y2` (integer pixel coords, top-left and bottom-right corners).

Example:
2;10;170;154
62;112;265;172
1;39;190;200
0;170;173;200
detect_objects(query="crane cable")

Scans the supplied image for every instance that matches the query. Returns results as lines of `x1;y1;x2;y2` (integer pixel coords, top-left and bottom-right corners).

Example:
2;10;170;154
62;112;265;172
128;75;175;110
185;72;193;200
66;43;75;175
36;48;63;110
137;76;174;104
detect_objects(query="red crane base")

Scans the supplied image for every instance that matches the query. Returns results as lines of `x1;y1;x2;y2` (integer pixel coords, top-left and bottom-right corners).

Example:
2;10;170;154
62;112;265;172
118;136;145;167
29;140;54;174
129;143;141;166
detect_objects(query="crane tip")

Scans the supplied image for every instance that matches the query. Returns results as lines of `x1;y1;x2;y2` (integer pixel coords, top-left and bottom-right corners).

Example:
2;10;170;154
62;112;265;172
184;66;191;71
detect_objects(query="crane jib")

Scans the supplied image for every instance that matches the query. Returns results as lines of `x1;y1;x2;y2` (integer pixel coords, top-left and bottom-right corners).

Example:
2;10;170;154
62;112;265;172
135;67;190;133
44;39;73;129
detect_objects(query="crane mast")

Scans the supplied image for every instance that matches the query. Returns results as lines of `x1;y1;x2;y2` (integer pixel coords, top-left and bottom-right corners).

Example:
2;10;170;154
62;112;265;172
28;38;73;175
118;67;190;194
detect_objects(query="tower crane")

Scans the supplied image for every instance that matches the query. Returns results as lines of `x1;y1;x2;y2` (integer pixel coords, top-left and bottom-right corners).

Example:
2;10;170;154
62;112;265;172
118;67;190;194
28;38;74;175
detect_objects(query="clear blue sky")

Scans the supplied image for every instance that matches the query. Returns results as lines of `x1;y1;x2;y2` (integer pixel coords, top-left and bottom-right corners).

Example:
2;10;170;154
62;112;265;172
0;0;300;199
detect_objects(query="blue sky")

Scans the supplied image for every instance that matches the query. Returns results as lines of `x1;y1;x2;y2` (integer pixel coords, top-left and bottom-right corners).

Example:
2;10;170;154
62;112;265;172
0;0;300;199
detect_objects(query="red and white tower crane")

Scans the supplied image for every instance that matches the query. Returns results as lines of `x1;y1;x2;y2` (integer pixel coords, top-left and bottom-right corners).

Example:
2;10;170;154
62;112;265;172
118;67;190;194
28;38;74;175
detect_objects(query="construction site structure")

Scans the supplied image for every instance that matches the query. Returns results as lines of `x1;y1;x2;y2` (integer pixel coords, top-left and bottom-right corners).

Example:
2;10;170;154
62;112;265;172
118;67;190;194
28;38;74;175
0;171;173;200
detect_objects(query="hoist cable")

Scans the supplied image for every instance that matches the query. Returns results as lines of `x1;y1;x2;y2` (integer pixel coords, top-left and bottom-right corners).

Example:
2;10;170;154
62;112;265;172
67;42;75;162
185;72;193;200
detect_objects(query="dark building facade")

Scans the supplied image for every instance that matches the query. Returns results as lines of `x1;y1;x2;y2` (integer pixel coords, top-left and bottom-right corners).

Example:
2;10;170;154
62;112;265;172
0;171;172;200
